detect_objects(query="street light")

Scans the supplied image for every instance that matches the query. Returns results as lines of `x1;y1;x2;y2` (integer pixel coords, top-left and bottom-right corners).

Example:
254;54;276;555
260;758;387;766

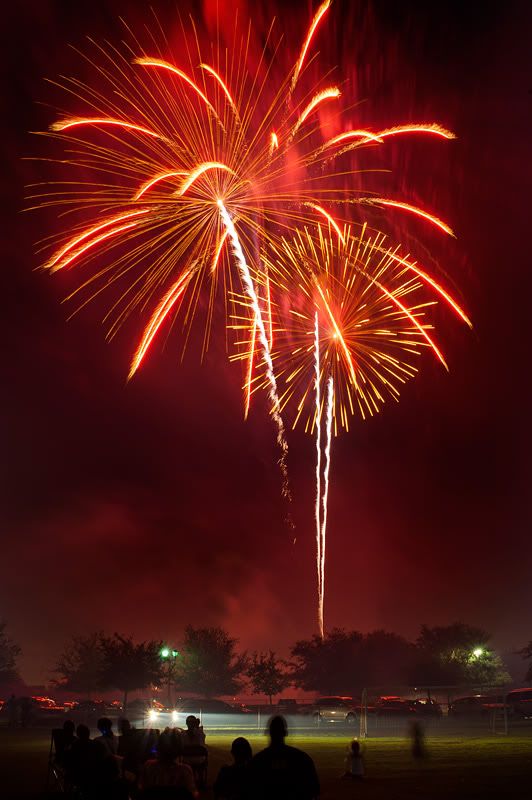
160;645;180;706
160;647;179;659
472;647;484;659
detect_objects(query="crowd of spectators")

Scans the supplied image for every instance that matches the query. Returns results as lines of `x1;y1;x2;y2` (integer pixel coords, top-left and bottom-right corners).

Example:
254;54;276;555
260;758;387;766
49;713;322;799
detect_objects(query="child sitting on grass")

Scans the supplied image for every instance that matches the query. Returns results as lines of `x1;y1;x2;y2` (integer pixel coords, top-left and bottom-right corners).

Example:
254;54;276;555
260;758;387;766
342;739;364;779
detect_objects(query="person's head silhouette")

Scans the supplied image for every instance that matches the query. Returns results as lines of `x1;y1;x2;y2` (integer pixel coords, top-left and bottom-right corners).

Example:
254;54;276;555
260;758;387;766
97;717;113;736
231;736;252;764
76;724;90;742
118;718;131;735
349;739;360;755
63;719;75;737
185;714;199;730
268;715;288;746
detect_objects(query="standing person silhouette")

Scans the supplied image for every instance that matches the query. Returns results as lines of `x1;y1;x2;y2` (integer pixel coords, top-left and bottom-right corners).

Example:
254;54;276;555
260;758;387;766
214;736;253;799
410;721;427;760
251;715;320;799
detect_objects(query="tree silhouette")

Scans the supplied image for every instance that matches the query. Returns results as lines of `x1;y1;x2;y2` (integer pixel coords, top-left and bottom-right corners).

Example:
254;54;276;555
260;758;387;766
247;651;289;704
53;632;104;698
0;621;21;685
175;626;247;697
517;641;532;682
415;623;509;685
100;634;163;710
290;628;363;693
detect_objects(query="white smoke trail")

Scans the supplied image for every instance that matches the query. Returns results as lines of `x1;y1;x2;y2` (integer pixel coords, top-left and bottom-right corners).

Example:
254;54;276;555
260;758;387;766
319;376;334;637
314;313;323;638
217;200;291;500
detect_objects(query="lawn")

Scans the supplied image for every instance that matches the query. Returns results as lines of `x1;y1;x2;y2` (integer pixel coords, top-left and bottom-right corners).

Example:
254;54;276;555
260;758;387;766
1;728;531;798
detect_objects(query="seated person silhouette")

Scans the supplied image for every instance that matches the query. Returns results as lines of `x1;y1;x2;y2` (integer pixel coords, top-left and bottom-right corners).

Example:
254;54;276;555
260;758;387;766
140;728;197;799
181;717;208;789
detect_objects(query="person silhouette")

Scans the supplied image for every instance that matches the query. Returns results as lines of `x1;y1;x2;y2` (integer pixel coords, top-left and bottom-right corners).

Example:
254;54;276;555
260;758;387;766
140;728;197;798
251;715;320;800
6;694;19;728
410;720;426;760
214;736;253;799
184;715;206;746
94;716;117;755
342;739;364;779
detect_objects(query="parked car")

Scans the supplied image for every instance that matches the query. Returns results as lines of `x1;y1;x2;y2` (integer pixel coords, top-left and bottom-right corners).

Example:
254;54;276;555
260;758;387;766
31;696;65;715
505;688;532;719
448;695;503;717
71;699;119;717
409;698;443;717
313;696;358;724
276;698;300;713
374;696;416;716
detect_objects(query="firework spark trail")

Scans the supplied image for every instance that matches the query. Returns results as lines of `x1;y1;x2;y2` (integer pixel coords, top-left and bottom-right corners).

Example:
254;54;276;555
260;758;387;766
244;319;257;420
291;0;331;92
319;375;334;639
365;198;456;237
218;200;291;501
314;312;323;636
45;209;151;271
128;266;194;380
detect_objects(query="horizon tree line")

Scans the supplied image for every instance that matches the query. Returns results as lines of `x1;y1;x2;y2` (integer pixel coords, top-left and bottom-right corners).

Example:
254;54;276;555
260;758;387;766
2;620;531;708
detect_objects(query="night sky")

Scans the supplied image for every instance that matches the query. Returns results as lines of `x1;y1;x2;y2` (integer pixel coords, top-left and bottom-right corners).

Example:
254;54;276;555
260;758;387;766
2;0;531;686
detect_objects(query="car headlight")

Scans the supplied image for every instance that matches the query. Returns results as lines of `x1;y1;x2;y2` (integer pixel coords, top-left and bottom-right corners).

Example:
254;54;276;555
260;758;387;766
171;710;178;722
148;709;159;722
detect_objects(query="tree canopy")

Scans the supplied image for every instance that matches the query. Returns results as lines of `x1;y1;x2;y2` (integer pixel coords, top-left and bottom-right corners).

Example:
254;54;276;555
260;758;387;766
175;626;247;697
0;621;21;685
53;632;104;697
99;633;163;709
518;641;532;682
247;651;289;703
290;624;509;692
415;623;509;686
290;628;363;693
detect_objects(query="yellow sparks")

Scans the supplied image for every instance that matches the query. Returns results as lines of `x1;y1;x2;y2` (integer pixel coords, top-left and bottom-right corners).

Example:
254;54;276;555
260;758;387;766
134;57;217;116
291;87;340;137
199;63;238;114
51;118;159;138
45;209;151;271
134;171;187;200
177;162;235;196
370;198;456;237
291;0;331;91
305;203;345;244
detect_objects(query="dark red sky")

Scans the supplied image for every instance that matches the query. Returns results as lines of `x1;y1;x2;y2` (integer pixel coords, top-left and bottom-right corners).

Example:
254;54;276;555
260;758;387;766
2;0;531;685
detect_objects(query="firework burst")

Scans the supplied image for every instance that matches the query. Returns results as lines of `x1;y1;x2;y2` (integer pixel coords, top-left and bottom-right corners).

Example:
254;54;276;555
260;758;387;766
32;1;470;636
244;222;469;632
262;224;467;432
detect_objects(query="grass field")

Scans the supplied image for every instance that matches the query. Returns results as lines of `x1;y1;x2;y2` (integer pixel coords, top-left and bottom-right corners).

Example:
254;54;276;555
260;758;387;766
1;728;531;799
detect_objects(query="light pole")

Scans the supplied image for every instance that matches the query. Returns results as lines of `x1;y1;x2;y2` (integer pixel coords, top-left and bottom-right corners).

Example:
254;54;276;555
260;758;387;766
160;646;179;708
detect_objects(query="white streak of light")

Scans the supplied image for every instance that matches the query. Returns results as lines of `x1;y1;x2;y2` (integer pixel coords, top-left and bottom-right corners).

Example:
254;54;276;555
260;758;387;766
218;200;291;500
314;313;323;638
320;376;333;640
